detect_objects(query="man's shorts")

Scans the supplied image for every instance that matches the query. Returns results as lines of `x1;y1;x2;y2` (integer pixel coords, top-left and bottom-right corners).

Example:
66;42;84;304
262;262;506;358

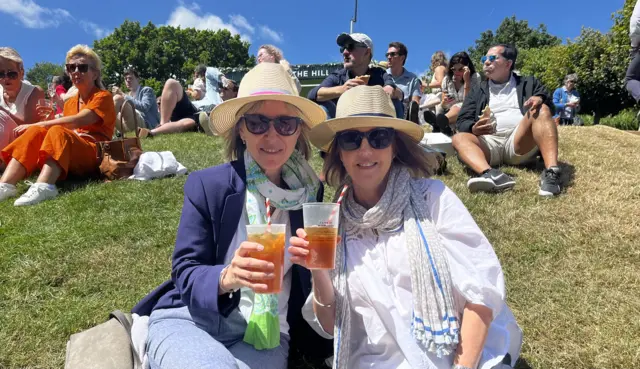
171;91;200;126
117;109;147;132
478;127;538;166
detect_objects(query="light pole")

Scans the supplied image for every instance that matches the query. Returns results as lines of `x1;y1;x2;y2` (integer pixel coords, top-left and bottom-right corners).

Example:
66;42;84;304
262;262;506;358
350;0;358;33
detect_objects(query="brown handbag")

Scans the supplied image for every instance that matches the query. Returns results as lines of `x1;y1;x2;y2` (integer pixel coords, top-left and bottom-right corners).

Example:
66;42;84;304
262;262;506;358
97;100;143;180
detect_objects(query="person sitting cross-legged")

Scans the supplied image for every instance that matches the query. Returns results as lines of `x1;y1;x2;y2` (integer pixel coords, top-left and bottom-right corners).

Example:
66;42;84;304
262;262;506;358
112;67;160;132
0;44;115;206
452;44;562;197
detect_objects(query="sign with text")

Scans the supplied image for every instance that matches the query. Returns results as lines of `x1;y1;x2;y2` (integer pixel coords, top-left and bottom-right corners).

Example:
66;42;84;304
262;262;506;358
292;64;342;80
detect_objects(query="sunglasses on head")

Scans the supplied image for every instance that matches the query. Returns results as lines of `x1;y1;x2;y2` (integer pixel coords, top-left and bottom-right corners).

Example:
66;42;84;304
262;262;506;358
481;55;500;64
66;63;90;73
242;114;302;136
336;128;395;151
385;52;401;58
340;42;366;54
0;70;19;80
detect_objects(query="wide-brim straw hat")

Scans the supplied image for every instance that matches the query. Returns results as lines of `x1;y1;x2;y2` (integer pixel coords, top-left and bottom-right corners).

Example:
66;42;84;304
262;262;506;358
209;63;326;135
309;85;424;151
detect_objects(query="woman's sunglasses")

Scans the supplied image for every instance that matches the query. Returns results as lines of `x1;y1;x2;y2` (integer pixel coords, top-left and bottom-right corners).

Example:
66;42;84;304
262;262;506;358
66;63;90;73
0;70;19;80
481;55;499;64
242;114;302;136
336;128;395;151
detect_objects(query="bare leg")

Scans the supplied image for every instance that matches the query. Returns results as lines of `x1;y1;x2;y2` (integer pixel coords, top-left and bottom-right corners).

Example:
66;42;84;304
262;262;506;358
0;158;27;185
160;79;184;125
149;118;197;136
512;104;558;168
452;132;492;174
36;158;62;185
113;94;137;132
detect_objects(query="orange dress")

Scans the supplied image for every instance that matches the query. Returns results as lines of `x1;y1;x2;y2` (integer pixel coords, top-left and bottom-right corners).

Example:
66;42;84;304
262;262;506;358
1;88;115;180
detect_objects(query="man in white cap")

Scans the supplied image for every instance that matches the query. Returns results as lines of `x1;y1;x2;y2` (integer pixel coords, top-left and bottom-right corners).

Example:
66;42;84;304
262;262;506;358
307;32;404;118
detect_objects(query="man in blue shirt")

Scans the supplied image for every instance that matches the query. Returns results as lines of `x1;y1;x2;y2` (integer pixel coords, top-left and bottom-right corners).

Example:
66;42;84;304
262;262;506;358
386;41;422;123
307;33;403;118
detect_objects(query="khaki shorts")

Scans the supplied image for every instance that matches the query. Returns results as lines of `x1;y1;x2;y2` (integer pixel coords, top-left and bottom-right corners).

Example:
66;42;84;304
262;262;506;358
116;109;147;132
479;127;538;166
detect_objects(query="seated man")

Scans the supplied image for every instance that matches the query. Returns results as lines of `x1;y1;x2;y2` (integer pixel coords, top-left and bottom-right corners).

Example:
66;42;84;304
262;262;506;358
385;41;422;123
452;44;562;197
112;67;160;132
140;67;237;138
307;32;403;118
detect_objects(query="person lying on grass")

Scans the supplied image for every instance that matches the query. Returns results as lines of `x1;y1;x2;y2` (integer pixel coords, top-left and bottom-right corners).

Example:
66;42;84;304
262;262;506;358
131;63;332;369
0;44;115;207
289;85;522;369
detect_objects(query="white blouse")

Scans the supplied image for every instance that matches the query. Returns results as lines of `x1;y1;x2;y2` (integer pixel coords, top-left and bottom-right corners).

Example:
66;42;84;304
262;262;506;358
303;179;522;369
225;207;294;336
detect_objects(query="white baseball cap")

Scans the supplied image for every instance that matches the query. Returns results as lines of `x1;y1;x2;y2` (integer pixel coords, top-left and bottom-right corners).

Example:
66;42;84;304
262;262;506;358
336;33;374;55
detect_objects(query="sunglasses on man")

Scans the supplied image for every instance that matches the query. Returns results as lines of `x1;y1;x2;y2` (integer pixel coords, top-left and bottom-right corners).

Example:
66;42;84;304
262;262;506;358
0;70;19;80
340;42;367;54
66;63;90;73
385;52;403;58
481;55;500;64
336;128;395;151
242;114;303;136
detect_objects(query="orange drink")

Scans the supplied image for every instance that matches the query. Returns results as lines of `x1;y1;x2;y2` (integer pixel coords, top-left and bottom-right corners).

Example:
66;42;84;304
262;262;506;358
246;224;286;294
302;203;340;270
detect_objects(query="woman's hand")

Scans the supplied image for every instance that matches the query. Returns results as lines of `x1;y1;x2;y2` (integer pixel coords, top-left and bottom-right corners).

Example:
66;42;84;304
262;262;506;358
289;228;311;267
13;123;37;137
462;66;471;83
220;241;275;293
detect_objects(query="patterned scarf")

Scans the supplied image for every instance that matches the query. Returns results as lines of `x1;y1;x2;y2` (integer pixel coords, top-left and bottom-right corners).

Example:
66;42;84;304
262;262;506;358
331;165;460;368
242;150;320;350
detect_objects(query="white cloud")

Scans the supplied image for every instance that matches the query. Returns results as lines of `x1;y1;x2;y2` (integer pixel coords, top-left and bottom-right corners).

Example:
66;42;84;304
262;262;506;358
260;25;283;43
0;0;72;28
80;21;111;39
230;15;255;34
167;6;252;42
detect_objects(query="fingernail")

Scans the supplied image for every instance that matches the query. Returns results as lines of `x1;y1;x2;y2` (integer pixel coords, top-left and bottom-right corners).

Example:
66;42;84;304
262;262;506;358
256;244;264;251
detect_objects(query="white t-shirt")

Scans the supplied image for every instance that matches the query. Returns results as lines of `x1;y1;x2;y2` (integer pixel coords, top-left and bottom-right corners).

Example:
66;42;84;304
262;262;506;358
488;76;523;133
303;179;522;369
225;206;294;336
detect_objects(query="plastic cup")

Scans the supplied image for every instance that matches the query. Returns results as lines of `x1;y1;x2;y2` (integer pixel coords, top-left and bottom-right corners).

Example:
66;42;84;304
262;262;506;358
37;99;53;108
303;203;340;270
246;224;286;293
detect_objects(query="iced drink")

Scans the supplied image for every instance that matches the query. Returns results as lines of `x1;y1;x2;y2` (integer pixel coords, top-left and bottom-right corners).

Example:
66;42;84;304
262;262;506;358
303;203;340;270
246;224;285;294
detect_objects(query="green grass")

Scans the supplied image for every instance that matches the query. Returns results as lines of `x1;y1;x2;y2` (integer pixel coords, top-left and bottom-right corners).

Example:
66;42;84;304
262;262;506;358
1;126;639;368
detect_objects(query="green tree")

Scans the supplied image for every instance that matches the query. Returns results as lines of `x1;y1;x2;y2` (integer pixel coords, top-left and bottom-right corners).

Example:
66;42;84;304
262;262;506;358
468;16;561;66
25;62;64;90
93;20;256;92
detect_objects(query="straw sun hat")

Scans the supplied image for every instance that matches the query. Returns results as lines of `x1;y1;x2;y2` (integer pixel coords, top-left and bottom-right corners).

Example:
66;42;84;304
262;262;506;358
209;63;326;135
309;85;425;151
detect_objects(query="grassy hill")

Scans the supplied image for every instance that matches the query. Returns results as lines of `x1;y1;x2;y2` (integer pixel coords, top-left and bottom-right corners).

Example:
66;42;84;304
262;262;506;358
0;126;638;368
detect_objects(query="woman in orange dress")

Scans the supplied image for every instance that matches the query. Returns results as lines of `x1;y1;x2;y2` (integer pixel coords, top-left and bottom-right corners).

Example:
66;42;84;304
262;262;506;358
0;44;115;206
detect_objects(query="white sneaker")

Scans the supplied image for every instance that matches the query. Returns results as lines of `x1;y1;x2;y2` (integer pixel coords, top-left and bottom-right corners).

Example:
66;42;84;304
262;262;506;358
0;183;18;202
14;183;58;206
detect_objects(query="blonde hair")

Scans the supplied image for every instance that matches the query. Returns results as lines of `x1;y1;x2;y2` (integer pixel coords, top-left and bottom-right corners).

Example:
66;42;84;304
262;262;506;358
431;51;448;70
323;131;437;187
65;44;105;89
0;47;24;71
258;45;283;63
224;100;311;161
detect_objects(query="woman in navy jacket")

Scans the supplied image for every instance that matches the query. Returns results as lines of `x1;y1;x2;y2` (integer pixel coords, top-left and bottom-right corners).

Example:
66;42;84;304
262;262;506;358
133;63;332;369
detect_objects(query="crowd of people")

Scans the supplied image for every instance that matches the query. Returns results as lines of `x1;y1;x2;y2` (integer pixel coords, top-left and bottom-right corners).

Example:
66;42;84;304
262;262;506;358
1;13;639;367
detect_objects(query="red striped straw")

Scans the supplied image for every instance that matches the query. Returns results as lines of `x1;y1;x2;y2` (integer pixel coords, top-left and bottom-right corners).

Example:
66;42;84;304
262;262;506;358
265;198;271;228
328;185;349;222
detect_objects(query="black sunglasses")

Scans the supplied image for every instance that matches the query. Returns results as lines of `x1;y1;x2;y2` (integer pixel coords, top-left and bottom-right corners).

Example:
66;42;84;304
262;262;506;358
336;128;395;151
385;52;402;58
242;114;302;136
340;42;367;54
0;70;19;80
66;63;90;73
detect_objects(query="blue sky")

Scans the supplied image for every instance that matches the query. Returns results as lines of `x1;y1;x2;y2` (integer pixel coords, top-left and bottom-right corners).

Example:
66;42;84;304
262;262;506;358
0;0;624;78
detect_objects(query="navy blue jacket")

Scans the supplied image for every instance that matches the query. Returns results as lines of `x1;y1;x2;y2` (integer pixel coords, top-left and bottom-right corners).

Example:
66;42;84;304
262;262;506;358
307;66;397;105
133;159;332;359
